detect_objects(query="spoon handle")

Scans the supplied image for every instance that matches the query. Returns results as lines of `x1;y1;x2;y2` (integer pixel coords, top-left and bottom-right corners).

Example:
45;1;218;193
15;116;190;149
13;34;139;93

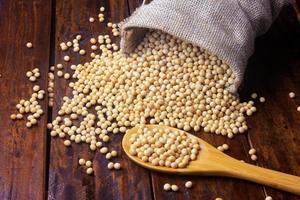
225;159;300;195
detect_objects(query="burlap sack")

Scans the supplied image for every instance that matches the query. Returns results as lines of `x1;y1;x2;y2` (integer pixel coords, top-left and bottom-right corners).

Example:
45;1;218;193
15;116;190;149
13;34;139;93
120;0;289;92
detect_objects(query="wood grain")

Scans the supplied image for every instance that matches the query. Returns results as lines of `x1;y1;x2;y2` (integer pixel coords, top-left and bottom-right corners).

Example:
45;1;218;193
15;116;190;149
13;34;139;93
47;1;152;199
0;0;52;199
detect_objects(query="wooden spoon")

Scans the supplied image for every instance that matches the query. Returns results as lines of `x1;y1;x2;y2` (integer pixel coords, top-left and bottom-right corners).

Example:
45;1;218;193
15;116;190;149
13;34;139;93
122;125;300;195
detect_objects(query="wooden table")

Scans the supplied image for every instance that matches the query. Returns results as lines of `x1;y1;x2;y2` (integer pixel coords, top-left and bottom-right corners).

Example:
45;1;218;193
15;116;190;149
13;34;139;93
0;0;299;199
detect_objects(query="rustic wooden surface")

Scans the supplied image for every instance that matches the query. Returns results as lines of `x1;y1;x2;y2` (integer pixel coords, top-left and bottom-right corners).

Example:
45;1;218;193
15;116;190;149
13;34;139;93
0;0;52;199
0;0;299;200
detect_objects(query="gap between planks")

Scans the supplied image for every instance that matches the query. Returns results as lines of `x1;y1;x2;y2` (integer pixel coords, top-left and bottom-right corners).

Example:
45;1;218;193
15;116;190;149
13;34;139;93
45;0;57;195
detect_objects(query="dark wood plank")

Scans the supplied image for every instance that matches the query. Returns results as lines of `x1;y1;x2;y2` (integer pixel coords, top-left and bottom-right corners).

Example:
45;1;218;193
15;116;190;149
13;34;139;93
0;0;52;199
240;6;300;199
48;1;152;199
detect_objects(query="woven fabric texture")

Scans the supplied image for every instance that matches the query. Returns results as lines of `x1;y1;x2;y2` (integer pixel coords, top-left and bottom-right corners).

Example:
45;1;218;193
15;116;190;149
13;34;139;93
120;0;289;92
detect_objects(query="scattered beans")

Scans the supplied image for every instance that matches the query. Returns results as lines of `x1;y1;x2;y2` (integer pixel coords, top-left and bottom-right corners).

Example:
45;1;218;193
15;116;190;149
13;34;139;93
73;47;80;52
64;73;70;80
79;49;86;55
265;196;272;200
185;181;193;188
171;184;179;192
64;55;70;62
111;150;117;157
89;17;95;22
11;84;44;127
26;42;33;48
91;45;98;50
90;38;97;44
102;135;109;142
60;43;68;51
33;85;40;92
222;144;229;150
66;41;72;47
64;140;71;146
289;92;295;98
50;66;55;71
26;71;33;77
26;122;32;128
259;97;266;103
86;167;93;175
248;148;256;155
99;17;104;22
251;154;258;161
107;162;114;169
79;158;86;165
163;183;171;191
251;93;258;99
85;160;92;167
113;162;121;170
57;63;63;69
47;123;53;129
48;72;55;107
100;147;108;154
107;22;112;27
217;146;224;152
105;153;112;159
57;70;63;77
26;68;40;82
76;35;82;40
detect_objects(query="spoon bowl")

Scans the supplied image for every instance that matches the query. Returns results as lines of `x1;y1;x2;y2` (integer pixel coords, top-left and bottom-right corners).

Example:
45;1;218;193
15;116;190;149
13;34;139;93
122;125;300;195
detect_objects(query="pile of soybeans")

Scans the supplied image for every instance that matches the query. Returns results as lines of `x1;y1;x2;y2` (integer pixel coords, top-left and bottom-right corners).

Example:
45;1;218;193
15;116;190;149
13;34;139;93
49;29;255;147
